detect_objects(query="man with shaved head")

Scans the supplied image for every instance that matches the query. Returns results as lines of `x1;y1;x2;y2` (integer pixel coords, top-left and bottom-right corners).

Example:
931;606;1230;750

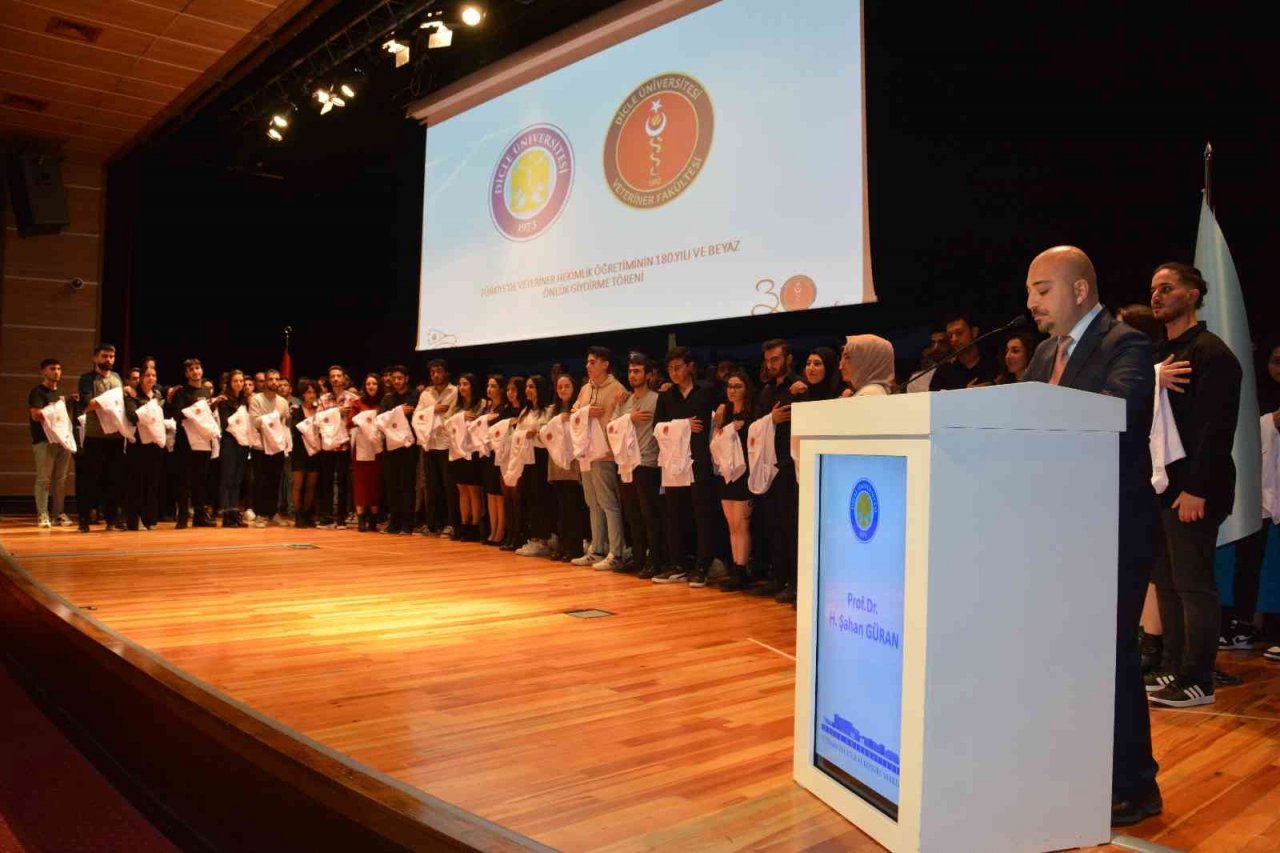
1025;245;1161;827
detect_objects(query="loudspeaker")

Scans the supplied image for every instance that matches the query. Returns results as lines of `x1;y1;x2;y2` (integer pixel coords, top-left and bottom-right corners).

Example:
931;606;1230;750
6;153;70;237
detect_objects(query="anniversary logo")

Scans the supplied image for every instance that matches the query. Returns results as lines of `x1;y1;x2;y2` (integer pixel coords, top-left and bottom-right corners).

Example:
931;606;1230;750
489;123;574;242
603;72;714;209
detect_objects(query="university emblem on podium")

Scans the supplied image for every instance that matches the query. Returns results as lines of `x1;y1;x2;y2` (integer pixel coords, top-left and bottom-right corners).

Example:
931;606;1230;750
849;478;878;543
603;73;714;209
489;123;574;241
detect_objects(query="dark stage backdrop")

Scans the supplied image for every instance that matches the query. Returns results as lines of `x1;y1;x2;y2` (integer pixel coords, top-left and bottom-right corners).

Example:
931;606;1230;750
105;1;1276;389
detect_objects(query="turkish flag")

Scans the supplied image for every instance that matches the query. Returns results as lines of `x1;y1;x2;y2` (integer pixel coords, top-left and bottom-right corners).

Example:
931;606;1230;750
280;348;293;383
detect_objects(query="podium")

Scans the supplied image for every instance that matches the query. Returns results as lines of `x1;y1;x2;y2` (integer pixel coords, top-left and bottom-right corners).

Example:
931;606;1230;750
790;384;1124;852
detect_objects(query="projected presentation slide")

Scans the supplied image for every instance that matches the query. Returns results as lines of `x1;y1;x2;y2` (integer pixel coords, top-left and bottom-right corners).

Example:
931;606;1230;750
417;0;869;350
813;454;906;819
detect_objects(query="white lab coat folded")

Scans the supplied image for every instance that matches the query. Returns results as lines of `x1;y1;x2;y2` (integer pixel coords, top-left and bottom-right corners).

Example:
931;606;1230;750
294;416;322;456
655;419;694;488
135;399;166;447
489;418;514;470
313;407;350;452
259;410;290;456
606;415;641;483
746;415;778;495
503;430;532;486
540;417;574;471
376;407;415;450
40;399;77;452
1149;385;1186;495
225;405;252;447
181;398;221;451
1261;414;1280;524
93;386;128;435
412;406;437;450
351;409;383;461
710;424;746;484
469;415;493;458
569;406;609;471
164;418;177;452
446;412;475;461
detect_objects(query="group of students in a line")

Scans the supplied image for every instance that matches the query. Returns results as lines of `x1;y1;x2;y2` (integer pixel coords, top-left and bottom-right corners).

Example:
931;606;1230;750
26;336;897;601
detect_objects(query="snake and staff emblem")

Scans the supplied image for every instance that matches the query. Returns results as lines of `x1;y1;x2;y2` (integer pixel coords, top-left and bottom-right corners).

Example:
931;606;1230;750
603;73;714;209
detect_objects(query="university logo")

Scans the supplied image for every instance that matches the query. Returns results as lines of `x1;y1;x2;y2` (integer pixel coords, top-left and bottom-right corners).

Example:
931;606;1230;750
489;123;574;242
603;73;714;209
849;478;879;543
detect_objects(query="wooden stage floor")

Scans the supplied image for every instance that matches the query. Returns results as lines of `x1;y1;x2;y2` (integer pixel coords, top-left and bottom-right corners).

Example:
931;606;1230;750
2;519;1279;852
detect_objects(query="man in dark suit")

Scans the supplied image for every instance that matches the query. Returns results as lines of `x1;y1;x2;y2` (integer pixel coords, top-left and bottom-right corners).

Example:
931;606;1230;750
1024;245;1160;827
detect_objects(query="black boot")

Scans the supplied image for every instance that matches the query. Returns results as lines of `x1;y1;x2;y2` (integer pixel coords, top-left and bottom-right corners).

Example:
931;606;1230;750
719;563;751;592
356;514;367;533
1140;631;1163;675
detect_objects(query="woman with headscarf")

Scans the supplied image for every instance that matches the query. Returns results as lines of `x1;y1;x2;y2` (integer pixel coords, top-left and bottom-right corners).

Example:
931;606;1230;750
788;346;842;401
839;335;896;397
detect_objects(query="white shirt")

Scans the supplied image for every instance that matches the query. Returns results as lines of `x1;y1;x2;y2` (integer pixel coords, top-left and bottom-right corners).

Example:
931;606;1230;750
351;409;383;461
605;414;641;483
376;407;415;450
415;384;458;451
709;423;746;484
746;415;779;495
134;399;166;448
40;399;78;452
1061;302;1104;361
1150;385;1187;494
295;416;322;456
654;418;694;487
313;407;350;452
569;406;609;471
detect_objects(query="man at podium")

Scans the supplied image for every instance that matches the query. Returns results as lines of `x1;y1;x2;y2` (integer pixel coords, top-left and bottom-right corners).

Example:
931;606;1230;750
1024;246;1162;827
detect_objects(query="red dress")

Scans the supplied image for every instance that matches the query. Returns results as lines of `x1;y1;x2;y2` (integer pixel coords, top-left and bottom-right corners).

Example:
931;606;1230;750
350;397;383;507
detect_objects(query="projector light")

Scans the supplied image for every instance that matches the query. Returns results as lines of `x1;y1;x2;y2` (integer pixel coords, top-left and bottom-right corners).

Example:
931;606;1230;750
421;21;453;49
383;38;410;67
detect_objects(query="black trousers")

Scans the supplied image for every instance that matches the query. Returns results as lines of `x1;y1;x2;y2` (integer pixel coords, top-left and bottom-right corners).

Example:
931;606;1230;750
621;465;665;569
175;431;211;521
317;449;351;523
760;467;799;587
663;468;722;571
383;447;416;519
424;448;458;530
552;480;588;558
253;453;285;519
126;444;163;528
1113;495;1159;801
77;436;125;524
516;449;550;540
1152;505;1224;685
1225;521;1273;627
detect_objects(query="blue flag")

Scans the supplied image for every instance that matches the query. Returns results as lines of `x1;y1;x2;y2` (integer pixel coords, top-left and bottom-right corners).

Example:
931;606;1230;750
1194;197;1261;546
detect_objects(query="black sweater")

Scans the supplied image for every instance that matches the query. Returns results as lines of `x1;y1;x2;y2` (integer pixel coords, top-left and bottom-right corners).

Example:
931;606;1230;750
1155;322;1242;516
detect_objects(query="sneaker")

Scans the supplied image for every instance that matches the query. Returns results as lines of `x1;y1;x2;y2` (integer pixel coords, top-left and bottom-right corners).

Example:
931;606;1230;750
1149;679;1214;708
707;558;728;581
547;533;560;552
271;514;291;527
252;519;268;529
56;513;74;528
775;584;797;604
688;571;708;588
1264;646;1280;662
38;515;52;529
571;552;603;567
637;565;659;580
78;522;91;533
1219;619;1258;650
315;521;337;530
520;541;550;558
335;520;347;530
612;560;639;574
651;568;688;584
1144;670;1177;694
242;509;256;522
439;525;455;539
1213;669;1244;687
593;554;623;572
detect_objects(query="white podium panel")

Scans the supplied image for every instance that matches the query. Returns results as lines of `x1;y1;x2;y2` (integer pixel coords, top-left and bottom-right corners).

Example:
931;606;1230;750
792;384;1123;853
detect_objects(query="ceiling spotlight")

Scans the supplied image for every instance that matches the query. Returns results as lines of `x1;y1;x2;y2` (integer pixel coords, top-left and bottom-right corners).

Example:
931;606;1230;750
383;38;410;67
420;20;453;49
267;127;283;142
337;67;366;100
314;86;346;115
460;5;484;26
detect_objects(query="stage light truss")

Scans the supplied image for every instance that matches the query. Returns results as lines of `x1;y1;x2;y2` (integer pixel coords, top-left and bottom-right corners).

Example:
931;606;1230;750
229;0;441;134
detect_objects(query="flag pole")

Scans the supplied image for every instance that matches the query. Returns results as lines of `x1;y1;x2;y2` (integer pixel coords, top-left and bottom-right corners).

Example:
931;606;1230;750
284;325;292;352
1203;141;1213;210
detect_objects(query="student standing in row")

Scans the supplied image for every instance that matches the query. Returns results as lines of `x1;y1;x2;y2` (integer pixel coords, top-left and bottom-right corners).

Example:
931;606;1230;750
351;374;384;532
28;358;72;528
124;366;165;530
290;378;321;528
216;370;251;527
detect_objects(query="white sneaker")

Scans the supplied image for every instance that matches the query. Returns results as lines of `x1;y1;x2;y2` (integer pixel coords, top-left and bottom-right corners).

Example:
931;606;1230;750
56;513;74;528
571;552;603;567
593;554;623;571
521;541;550;558
38;515;52;529
440;525;455;539
1265;646;1280;662
514;542;533;555
252;519;268;529
242;508;257;522
271;514;291;527
547;533;560;552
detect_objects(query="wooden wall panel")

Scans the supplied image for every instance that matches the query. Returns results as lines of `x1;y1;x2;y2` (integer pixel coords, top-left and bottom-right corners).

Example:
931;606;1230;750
185;0;279;31
0;105;134;144
15;0;181;38
0;327;97;374
67;184;101;233
61;157;104;190
0;380;40;422
4;230;100;277
0;425;39;471
0;68;158;117
1;275;98;327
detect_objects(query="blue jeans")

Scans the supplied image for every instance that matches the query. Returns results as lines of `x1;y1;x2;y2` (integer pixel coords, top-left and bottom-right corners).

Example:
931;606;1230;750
218;440;248;511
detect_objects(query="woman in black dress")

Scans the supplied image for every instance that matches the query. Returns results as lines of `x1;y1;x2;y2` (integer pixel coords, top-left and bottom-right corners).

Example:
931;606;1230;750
449;373;485;541
716;369;755;588
289;378;320;528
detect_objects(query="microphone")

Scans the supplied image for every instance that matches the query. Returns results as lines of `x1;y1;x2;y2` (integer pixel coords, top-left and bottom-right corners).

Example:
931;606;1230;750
905;315;1029;387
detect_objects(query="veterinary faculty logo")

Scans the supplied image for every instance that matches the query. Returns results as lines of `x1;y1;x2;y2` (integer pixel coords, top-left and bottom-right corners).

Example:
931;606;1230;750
849;478;879;543
490;123;574;241
604;72;714;209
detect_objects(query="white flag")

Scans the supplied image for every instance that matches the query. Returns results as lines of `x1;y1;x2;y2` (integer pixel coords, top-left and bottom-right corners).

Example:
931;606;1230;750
1195;197;1261;546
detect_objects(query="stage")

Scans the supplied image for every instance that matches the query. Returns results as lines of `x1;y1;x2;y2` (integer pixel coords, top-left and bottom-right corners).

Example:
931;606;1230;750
2;519;1278;851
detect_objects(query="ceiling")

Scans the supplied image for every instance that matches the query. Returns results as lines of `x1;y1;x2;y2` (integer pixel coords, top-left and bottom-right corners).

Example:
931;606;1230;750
0;0;322;161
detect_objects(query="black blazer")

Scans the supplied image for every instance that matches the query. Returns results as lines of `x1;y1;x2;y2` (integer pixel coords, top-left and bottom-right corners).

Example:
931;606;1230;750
1025;307;1155;500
